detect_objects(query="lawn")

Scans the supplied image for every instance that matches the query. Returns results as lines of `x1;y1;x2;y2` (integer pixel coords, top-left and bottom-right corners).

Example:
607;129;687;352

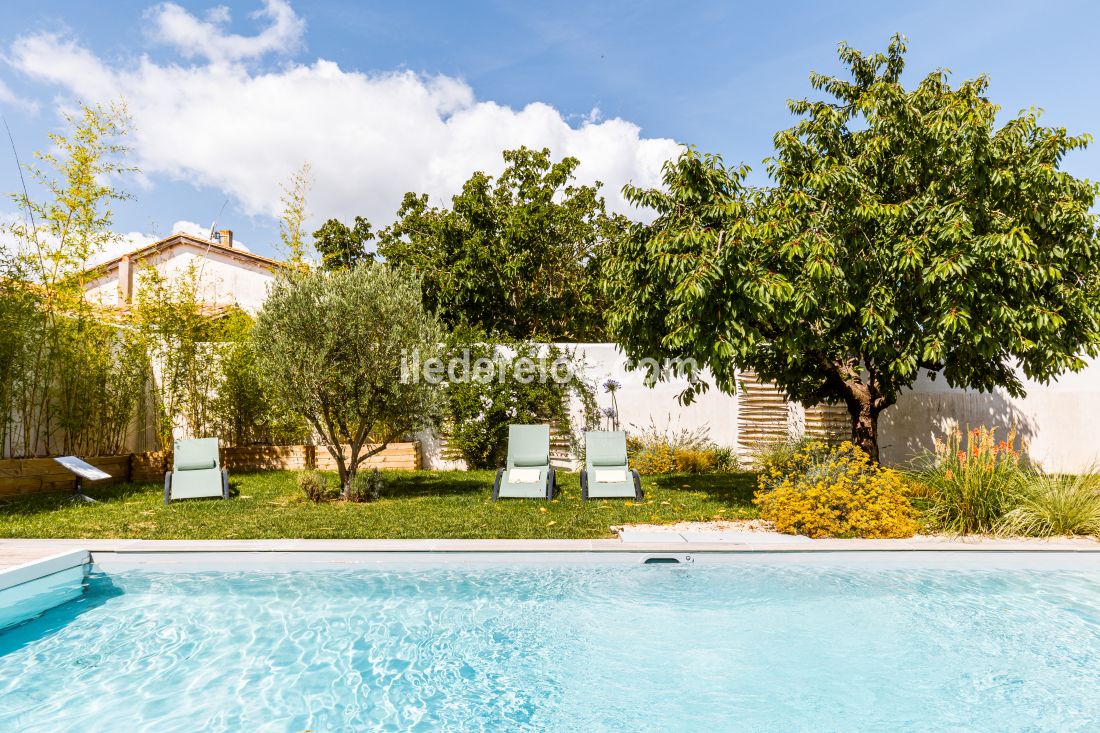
0;470;758;540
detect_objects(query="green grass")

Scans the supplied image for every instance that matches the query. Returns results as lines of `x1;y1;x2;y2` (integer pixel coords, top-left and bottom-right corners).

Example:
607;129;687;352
0;470;759;540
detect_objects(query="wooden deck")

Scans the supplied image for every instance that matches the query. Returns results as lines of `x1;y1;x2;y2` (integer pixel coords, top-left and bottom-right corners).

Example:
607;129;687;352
0;540;93;570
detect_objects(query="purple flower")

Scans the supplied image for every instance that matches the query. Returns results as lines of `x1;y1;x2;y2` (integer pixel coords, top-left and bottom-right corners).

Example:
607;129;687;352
602;378;621;393
601;406;618;419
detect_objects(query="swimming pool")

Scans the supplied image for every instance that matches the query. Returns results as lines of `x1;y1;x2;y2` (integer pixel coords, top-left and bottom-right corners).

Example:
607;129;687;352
2;552;1099;731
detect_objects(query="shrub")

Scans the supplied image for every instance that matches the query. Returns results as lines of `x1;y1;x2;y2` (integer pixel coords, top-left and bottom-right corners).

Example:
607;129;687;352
751;437;812;479
917;426;1028;534
998;470;1100;537
672;448;716;474
755;437;840;493
754;441;918;538
626;417;734;474
708;446;739;473
347;468;384;503
443;337;596;469
298;470;332;503
631;443;676;474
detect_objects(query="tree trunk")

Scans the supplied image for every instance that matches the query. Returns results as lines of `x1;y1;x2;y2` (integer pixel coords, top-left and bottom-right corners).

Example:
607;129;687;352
847;398;880;463
836;376;882;463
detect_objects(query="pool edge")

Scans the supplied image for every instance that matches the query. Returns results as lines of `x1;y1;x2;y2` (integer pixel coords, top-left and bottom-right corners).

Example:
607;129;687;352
0;549;89;630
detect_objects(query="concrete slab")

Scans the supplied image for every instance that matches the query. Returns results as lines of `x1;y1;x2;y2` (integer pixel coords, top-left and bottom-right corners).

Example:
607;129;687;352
678;532;813;545
616;531;688;543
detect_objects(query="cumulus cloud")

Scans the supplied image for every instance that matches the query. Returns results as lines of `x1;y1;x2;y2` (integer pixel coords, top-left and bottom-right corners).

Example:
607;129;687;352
7;1;680;231
145;0;305;63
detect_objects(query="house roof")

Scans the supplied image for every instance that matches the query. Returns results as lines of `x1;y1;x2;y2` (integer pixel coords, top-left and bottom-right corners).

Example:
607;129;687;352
87;232;286;277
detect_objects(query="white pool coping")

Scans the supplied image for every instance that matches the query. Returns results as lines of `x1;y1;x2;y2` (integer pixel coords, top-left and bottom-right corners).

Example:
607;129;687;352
1;536;1098;559
0;549;89;593
1;539;1098;620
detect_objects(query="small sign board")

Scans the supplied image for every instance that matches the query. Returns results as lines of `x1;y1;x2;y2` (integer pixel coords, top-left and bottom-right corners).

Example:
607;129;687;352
53;456;112;482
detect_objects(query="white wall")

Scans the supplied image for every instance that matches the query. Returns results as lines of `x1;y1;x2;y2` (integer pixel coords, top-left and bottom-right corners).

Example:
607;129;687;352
880;358;1100;472
420;343;738;470
422;345;1100;473
568;343;738;447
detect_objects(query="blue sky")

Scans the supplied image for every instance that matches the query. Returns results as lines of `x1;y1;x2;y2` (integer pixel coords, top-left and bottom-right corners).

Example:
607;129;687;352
1;0;1098;260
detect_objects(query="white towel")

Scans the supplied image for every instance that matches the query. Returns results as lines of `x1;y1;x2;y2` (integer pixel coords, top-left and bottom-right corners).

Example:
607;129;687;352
509;468;542;484
594;469;627;483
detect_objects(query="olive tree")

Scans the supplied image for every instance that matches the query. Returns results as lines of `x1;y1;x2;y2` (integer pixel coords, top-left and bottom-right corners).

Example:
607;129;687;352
252;264;444;495
605;37;1100;461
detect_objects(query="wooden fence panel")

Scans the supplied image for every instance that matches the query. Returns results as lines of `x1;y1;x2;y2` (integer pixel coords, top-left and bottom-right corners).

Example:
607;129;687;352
0;443;421;498
0;455;130;499
313;443;421;472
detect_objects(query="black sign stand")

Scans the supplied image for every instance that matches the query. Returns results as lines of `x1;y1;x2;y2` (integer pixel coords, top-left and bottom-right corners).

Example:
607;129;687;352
52;456;109;503
70;474;97;503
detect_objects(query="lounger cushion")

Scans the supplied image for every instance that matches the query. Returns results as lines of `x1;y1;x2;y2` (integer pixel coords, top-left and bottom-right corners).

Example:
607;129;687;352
591;450;627;467
176;458;217;471
594;469;628;483
513;452;549;467
509;468;542;484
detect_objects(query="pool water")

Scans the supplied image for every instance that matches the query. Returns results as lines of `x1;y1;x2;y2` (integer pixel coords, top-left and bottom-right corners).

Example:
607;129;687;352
2;556;1100;732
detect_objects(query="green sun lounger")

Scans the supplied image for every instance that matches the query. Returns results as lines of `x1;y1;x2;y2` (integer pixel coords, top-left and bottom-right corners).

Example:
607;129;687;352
580;430;642;500
492;424;555;500
164;437;229;504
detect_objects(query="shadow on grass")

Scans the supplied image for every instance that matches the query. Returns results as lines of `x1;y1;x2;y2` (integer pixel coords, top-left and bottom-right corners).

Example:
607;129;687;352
0;482;161;518
647;472;758;507
378;471;494;499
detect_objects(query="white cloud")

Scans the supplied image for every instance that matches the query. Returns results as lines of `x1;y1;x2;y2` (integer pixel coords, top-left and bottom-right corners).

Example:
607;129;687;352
0;76;39;113
145;0;305;64
1;215;252;268
7;1;680;232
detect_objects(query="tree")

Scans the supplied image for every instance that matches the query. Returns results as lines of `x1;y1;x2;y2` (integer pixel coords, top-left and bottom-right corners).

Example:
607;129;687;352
252;264;444;495
441;334;596;469
312;216;374;270
278;162;312;266
605;37;1100;461
1;101;146;457
378;147;629;341
134;263;223;446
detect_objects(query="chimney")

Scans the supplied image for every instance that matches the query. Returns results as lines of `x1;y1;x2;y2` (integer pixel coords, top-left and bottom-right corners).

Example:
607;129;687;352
218;229;233;248
118;254;133;304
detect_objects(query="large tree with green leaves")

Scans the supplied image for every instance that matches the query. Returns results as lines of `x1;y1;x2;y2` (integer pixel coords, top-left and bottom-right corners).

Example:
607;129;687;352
312;216;374;271
605;37;1100;461
252;264;443;495
378;146;629;341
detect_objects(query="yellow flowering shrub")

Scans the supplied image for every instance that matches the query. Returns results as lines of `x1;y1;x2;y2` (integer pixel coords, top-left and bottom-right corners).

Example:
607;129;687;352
671;448;716;474
631;443;676;474
754;441;918;538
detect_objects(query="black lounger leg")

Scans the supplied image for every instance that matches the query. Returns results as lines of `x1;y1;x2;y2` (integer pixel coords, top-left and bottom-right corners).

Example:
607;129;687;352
546;468;555;500
492;468;503;501
164;472;172;505
632;469;643;500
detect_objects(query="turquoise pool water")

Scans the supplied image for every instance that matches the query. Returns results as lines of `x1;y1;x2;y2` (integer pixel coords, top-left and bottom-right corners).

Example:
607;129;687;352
2;555;1100;732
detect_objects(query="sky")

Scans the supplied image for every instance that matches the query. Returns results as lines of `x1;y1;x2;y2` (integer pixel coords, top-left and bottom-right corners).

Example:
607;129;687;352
0;0;1098;261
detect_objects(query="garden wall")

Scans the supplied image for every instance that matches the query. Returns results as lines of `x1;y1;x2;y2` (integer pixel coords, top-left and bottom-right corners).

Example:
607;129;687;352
879;361;1100;473
0;442;421;498
418;344;1100;473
